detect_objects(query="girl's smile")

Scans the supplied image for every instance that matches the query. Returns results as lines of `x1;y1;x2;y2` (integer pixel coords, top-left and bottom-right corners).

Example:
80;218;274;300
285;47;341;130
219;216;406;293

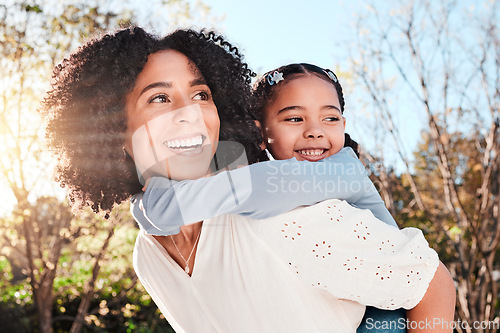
295;147;330;161
261;75;346;162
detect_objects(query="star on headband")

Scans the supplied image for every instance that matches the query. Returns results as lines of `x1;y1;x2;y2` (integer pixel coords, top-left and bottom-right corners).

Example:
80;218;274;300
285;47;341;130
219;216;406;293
324;69;338;83
267;71;284;85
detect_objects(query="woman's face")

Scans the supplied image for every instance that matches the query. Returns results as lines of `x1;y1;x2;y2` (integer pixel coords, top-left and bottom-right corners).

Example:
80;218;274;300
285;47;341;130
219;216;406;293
124;50;220;181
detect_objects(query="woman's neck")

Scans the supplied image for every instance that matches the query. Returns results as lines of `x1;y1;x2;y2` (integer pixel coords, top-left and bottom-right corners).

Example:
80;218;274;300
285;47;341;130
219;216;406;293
153;221;203;275
170;222;203;243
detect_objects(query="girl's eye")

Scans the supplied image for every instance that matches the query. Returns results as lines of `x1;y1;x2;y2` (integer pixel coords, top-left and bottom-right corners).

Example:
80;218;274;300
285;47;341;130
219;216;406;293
149;94;169;103
193;91;211;101
284;117;303;122
325;116;340;122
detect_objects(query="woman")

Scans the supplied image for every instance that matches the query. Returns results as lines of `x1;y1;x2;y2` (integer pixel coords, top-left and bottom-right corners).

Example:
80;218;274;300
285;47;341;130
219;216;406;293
41;27;455;332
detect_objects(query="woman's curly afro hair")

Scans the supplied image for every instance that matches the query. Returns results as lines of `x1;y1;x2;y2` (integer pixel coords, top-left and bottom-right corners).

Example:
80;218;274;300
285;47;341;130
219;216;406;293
40;27;266;215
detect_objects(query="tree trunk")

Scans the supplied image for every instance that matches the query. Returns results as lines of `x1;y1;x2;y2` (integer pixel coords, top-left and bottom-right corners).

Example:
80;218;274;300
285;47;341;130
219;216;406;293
35;284;54;333
70;225;116;333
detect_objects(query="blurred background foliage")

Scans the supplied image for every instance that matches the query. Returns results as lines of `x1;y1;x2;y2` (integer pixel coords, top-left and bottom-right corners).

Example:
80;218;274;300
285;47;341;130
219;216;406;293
0;1;215;331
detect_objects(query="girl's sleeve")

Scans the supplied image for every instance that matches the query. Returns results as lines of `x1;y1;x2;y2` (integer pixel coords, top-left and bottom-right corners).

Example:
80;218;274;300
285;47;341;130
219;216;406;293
132;147;396;236
256;199;439;310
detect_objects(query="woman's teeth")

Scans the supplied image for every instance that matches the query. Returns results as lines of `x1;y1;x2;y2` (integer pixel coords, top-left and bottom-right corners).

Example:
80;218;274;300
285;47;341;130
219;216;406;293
164;135;203;149
297;149;325;156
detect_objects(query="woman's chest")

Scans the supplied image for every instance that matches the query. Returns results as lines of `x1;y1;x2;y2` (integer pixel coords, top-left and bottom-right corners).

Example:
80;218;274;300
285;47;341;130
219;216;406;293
136;215;364;332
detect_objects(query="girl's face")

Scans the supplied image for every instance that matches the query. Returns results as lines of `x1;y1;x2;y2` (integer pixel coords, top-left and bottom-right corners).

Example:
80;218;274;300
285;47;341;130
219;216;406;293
261;75;346;162
124;50;220;181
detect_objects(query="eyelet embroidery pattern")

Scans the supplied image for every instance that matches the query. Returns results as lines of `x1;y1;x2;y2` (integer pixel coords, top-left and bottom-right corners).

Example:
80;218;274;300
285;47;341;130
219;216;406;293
353;221;371;241
264;200;439;310
375;298;397;309
281;221;302;241
408;242;432;261
406;269;422;284
288;262;300;275
375;264;393;280
325;204;343;222
343;256;364;271
378;239;396;254
311;281;328;289
312;240;333;259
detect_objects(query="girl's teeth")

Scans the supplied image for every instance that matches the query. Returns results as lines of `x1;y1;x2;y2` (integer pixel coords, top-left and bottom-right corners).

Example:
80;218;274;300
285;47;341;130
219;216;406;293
299;149;324;156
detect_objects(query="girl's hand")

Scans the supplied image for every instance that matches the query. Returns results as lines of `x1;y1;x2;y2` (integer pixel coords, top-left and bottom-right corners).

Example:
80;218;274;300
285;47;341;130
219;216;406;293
142;178;151;192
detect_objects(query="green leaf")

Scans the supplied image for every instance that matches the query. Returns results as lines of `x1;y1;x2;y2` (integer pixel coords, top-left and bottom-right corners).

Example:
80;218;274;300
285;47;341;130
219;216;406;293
22;5;42;13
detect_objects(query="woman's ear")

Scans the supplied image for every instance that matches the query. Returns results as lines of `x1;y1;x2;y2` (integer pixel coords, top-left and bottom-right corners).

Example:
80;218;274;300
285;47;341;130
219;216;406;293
254;120;266;151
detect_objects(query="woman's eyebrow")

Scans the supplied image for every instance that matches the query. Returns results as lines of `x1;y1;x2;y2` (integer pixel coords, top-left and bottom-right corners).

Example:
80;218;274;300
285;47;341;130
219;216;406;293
139;82;172;97
190;77;207;87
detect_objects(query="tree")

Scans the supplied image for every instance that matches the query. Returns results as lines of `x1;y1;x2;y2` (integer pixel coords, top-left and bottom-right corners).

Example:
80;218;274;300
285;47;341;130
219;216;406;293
350;1;499;331
0;1;216;332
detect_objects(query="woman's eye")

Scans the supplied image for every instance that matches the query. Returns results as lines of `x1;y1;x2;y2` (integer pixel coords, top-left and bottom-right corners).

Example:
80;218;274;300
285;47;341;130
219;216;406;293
149;94;169;103
284;117;303;122
193;91;211;101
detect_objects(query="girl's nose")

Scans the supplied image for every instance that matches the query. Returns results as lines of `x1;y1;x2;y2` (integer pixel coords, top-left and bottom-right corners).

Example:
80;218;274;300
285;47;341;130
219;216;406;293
304;124;325;139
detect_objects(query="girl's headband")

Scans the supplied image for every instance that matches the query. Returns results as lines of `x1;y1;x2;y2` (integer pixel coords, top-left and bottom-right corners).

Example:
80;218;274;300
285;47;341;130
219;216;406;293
266;71;284;85
266;68;339;86
323;69;338;83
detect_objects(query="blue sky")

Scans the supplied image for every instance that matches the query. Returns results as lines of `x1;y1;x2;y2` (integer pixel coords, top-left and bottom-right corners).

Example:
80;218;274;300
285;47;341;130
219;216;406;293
199;0;356;74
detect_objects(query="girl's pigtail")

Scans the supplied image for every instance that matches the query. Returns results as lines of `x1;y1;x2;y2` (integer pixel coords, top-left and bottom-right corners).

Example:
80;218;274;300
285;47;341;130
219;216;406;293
343;133;360;158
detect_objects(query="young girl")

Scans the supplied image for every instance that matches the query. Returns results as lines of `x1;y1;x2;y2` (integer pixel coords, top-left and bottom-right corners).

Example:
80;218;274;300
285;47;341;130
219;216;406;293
253;63;405;332
131;63;455;332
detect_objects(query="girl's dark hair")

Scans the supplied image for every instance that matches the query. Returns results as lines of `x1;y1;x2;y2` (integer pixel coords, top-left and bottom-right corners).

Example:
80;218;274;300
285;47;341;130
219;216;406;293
40;27;266;215
251;63;359;157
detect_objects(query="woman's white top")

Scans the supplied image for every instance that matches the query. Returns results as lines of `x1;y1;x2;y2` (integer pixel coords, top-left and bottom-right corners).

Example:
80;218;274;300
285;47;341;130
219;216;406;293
133;199;438;333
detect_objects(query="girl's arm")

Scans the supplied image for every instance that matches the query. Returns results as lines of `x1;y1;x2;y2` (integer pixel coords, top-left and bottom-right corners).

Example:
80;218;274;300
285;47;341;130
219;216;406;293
132;147;397;235
253;198;455;332
406;262;456;333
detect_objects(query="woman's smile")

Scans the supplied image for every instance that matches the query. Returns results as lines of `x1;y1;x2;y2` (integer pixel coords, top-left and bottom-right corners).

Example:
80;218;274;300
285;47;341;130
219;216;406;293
163;134;207;156
164;134;205;150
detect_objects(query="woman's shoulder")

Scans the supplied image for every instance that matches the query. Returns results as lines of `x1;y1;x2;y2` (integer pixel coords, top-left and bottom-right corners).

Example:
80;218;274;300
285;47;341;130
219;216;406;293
133;230;162;279
133;230;160;259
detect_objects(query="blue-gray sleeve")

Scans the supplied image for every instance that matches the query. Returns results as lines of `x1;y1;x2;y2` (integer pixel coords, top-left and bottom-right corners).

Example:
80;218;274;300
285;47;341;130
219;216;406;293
131;147;397;235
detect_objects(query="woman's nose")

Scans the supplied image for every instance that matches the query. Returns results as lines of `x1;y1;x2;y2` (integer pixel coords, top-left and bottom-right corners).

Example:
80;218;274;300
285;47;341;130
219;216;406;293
172;104;200;124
